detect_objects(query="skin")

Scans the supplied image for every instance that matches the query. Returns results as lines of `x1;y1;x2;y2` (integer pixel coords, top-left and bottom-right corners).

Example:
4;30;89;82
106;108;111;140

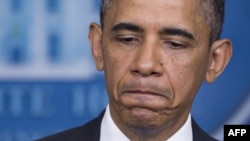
89;0;232;140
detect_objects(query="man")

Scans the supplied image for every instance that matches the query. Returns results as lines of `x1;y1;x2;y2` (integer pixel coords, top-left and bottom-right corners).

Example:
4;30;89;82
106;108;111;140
37;0;232;140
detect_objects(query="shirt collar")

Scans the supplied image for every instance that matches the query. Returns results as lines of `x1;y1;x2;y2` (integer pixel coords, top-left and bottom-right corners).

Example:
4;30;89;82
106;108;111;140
100;105;192;141
167;113;193;141
100;105;130;141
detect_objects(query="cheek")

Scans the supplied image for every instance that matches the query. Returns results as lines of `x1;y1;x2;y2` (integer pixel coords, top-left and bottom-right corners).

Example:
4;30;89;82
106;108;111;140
165;53;208;105
103;48;131;100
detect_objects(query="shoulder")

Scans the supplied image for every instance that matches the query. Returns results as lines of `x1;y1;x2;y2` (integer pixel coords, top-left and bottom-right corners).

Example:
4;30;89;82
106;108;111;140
35;111;105;141
192;118;219;141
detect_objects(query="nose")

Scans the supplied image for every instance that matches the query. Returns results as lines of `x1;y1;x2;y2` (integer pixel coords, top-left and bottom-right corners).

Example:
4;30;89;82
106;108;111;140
131;43;163;77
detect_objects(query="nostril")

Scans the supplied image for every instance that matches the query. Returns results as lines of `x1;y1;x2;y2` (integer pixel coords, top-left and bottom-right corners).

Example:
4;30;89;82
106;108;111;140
131;69;161;77
151;71;160;76
131;70;140;76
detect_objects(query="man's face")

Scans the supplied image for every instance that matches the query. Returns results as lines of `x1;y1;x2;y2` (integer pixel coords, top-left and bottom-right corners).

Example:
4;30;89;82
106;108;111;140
91;0;215;131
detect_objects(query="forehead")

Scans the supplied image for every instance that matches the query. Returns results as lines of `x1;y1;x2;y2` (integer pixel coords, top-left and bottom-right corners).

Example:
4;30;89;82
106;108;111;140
103;0;209;43
104;0;206;33
112;0;201;11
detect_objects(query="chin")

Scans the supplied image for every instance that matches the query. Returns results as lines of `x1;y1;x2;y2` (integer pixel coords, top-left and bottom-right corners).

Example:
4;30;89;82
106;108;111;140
122;107;165;129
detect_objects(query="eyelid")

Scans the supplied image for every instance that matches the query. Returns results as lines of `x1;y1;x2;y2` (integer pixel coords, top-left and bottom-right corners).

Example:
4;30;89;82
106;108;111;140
115;34;141;43
163;40;189;49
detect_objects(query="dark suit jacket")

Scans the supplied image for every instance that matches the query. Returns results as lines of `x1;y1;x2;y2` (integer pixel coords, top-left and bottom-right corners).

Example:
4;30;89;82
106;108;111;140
36;111;218;141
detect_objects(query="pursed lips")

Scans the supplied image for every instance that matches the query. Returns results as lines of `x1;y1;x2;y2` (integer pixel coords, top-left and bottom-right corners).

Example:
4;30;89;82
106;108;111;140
122;89;169;99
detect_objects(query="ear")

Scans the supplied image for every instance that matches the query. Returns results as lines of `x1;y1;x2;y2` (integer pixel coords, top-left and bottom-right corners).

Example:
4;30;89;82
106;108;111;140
205;39;232;83
88;23;104;71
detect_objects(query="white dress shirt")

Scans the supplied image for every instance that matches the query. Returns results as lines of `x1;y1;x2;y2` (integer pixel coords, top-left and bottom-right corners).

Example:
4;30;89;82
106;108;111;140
100;105;193;141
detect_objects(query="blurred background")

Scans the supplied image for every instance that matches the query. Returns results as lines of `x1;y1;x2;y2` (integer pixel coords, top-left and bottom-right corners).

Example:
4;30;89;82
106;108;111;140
0;0;249;140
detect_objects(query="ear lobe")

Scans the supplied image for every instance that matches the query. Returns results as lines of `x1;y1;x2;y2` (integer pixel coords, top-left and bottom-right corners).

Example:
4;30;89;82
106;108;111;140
205;39;232;83
88;23;104;71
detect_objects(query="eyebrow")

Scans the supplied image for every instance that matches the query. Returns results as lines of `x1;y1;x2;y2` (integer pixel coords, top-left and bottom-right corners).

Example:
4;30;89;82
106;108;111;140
111;23;144;33
110;23;195;41
159;27;196;41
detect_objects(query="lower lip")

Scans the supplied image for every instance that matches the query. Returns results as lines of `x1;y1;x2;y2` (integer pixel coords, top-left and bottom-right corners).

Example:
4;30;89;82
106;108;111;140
121;92;169;109
124;92;166;98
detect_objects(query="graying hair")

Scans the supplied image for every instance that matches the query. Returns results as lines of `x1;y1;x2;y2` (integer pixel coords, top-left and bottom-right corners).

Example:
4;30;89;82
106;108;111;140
100;0;112;27
200;0;225;44
100;0;225;44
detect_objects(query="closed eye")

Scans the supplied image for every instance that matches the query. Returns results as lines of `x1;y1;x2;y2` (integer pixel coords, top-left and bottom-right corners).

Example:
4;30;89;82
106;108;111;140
164;41;188;49
116;36;140;45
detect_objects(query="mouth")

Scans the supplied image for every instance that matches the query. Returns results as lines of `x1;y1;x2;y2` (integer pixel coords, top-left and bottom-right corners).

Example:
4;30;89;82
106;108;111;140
122;89;169;99
120;88;171;110
119;80;172;110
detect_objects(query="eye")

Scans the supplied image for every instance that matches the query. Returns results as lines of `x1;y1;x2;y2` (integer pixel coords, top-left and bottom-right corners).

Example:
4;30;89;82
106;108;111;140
116;36;140;45
164;41;187;49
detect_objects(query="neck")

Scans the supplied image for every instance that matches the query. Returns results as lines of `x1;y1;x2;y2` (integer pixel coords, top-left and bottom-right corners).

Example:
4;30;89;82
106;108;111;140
113;113;189;141
125;126;175;141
